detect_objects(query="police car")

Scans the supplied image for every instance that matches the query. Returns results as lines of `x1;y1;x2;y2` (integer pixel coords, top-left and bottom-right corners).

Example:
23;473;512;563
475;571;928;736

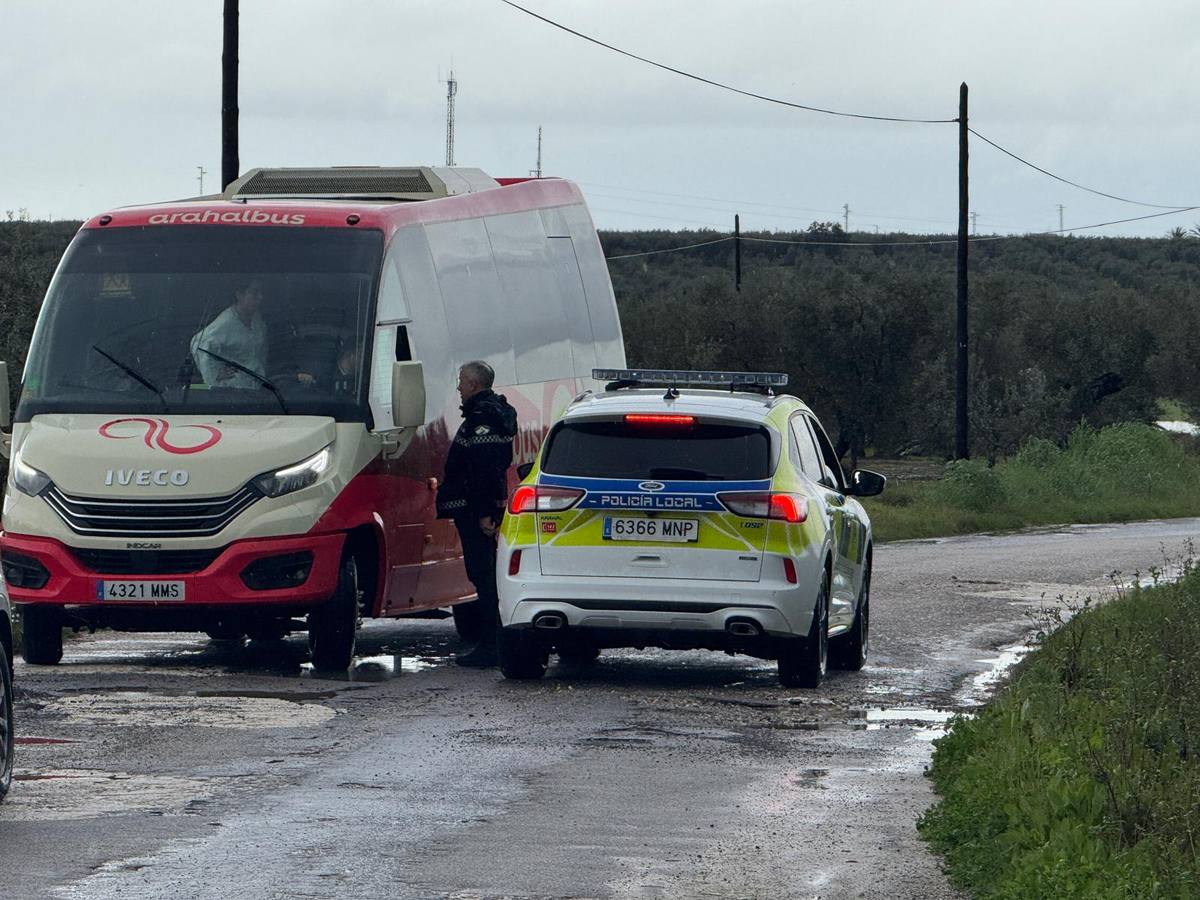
496;369;885;687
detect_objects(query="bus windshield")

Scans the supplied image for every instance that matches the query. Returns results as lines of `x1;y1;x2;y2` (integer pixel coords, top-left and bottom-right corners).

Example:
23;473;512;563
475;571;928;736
16;224;383;422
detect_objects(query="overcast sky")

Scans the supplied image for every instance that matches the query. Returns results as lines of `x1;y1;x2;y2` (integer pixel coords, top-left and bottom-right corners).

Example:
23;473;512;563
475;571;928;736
2;0;1197;237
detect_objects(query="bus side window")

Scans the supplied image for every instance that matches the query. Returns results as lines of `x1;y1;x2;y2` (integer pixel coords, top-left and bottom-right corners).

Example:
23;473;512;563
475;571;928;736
396;325;412;362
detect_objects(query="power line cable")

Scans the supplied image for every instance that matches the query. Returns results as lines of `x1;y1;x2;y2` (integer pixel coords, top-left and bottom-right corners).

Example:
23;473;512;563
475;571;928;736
498;0;956;125
969;127;1197;210
606;236;734;260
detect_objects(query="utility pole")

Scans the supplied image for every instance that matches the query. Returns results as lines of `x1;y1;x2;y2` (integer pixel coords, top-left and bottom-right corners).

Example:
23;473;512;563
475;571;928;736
734;214;742;292
970;211;977;235
955;82;969;460
197;166;207;195
530;126;543;177
444;69;458;167
843;203;850;233
1057;204;1065;234
221;0;239;191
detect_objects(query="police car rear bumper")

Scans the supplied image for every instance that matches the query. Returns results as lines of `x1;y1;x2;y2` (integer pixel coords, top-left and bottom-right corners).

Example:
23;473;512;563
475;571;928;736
499;576;814;638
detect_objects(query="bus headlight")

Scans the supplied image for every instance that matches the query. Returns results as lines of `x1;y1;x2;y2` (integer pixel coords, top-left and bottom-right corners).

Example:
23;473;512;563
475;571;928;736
252;445;332;498
11;451;53;497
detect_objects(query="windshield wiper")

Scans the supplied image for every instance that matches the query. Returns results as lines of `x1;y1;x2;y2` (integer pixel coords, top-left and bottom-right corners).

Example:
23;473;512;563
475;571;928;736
196;347;289;414
91;345;168;410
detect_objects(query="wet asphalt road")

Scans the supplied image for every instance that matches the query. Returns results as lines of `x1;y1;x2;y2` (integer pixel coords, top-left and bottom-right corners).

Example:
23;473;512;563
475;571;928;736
3;518;1198;900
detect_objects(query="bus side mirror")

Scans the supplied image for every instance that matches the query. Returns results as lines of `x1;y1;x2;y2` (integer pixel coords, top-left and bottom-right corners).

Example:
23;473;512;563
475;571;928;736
0;362;10;430
391;360;426;429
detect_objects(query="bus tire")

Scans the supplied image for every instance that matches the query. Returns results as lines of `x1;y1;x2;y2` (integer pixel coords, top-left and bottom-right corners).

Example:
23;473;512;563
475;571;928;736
498;629;547;681
21;606;63;666
452;600;488;643
0;639;13;802
308;556;358;672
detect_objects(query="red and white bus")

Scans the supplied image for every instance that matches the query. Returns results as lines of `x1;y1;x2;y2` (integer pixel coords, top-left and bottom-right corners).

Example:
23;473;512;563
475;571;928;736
0;166;624;668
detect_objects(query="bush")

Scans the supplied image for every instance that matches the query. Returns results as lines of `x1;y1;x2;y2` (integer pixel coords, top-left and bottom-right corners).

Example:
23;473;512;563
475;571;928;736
934;459;1009;512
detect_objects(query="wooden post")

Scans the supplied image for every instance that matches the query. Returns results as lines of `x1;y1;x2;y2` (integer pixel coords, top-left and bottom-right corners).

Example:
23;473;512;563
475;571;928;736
735;214;741;292
955;83;969;459
221;0;240;191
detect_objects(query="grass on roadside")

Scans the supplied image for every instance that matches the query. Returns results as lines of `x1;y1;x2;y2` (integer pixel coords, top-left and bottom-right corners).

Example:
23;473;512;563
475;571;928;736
918;564;1200;899
861;423;1200;542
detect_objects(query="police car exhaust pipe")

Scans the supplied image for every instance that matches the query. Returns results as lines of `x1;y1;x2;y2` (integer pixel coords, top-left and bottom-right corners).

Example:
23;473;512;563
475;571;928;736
726;619;763;637
533;612;567;630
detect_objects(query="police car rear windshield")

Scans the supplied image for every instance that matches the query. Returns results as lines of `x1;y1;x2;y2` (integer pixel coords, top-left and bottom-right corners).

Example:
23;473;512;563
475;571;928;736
541;420;772;481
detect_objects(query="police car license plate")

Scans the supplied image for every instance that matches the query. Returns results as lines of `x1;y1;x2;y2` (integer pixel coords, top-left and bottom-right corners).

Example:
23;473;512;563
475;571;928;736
98;580;186;601
603;517;699;542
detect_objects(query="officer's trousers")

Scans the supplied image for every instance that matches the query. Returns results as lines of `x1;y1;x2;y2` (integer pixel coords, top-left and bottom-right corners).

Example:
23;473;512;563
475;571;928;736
453;515;499;633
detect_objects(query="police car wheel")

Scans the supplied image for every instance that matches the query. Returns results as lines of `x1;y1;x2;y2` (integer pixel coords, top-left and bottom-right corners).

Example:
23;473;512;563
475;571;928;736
0;640;14;802
308;557;359;671
20;606;63;666
452;600;488;643
498;629;547;680
778;570;829;689
831;559;870;672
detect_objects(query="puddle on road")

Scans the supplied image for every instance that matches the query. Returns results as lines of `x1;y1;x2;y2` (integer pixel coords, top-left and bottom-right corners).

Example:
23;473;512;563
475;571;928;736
0;769;216;821
300;652;442;683
45;691;337;729
849;706;957;741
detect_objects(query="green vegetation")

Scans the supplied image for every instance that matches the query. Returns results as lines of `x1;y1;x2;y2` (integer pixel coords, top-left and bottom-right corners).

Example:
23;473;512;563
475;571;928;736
606;225;1200;463
863;423;1200;542
918;564;1200;899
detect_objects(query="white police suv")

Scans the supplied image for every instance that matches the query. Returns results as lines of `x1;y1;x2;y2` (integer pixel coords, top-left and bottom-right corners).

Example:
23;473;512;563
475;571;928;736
496;369;884;687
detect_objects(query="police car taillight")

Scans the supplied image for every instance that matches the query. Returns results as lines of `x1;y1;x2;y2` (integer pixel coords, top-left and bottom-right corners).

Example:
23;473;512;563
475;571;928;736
717;491;808;523
508;485;585;515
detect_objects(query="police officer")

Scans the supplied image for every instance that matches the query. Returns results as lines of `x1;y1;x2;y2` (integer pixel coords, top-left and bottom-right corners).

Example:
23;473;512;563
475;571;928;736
436;361;518;667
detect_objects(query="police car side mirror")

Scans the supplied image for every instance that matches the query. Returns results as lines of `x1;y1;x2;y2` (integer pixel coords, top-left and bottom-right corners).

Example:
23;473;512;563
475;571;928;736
517;462;534;480
391;360;426;429
847;469;886;497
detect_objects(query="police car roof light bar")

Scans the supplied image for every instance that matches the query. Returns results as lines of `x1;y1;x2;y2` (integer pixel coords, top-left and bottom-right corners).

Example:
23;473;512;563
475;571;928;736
593;368;788;395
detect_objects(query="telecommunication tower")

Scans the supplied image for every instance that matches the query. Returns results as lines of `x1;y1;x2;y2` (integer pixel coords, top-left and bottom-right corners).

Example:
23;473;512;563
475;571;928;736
444;69;458;167
530;127;543;178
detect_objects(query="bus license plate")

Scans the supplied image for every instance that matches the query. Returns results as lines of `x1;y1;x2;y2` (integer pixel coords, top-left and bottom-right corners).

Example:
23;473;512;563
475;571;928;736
98;580;186;601
603;517;699;543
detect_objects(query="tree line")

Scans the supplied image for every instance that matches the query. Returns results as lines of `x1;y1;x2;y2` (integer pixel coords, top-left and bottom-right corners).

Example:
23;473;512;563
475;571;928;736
3;219;1199;463
603;225;1200;463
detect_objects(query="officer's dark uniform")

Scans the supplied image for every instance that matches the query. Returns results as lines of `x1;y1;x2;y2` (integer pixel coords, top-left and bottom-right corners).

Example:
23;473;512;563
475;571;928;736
436;388;518;656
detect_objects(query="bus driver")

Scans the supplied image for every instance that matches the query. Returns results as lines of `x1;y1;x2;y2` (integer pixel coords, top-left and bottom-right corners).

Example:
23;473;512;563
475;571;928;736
190;278;268;388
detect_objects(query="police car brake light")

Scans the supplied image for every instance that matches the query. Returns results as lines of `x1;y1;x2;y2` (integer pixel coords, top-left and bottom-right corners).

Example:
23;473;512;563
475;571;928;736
508;485;584;515
624;414;695;427
717;491;808;523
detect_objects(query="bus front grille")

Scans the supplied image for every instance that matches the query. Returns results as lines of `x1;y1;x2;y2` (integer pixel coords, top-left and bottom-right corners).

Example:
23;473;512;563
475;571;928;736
69;546;227;575
43;486;261;538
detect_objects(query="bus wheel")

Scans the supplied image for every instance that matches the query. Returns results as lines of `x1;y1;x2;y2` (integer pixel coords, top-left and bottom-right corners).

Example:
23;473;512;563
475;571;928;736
498;629;547;680
308;557;359;671
21;606;63;666
0;639;14;801
452;600;488;643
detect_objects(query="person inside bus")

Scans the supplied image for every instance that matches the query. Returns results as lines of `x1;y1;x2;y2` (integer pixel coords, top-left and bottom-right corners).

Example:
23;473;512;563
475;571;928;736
190;278;269;388
295;339;360;395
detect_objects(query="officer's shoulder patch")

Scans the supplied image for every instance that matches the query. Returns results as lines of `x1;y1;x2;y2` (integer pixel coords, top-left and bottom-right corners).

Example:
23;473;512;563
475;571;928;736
474;424;492;435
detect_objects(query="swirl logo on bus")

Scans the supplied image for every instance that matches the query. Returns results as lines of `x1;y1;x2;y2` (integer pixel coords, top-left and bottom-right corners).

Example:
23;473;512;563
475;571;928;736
99;417;223;455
